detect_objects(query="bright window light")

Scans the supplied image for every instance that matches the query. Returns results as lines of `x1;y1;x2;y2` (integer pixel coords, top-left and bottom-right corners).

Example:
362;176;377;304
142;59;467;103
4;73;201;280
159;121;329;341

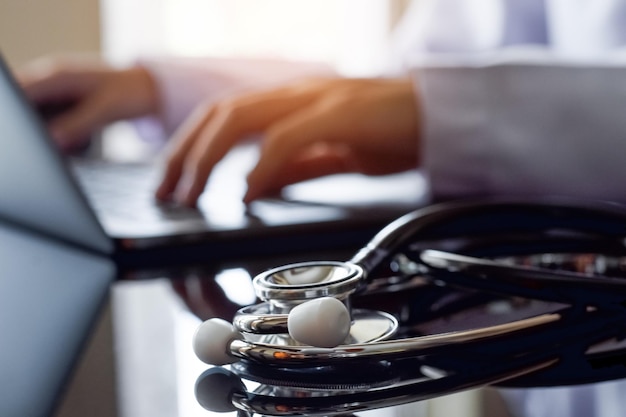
101;0;392;76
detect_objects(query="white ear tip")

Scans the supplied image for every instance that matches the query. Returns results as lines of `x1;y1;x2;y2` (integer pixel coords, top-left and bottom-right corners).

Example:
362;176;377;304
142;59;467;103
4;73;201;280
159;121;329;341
193;318;242;365
287;297;351;348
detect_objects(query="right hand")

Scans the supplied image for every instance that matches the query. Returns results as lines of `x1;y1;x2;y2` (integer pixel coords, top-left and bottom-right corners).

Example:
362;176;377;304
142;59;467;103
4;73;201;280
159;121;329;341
156;77;420;206
17;55;159;151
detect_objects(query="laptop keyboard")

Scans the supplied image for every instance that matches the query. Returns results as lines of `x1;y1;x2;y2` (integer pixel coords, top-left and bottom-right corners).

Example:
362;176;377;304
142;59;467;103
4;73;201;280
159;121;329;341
70;160;204;223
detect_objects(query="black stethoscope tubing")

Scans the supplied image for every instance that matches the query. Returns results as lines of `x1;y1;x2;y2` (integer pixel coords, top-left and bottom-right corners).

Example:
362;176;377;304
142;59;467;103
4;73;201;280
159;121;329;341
351;198;626;278
358;198;626;308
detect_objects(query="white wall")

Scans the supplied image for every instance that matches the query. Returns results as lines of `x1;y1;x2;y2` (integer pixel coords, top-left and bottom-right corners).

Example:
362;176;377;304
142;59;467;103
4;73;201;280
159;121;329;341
0;0;101;68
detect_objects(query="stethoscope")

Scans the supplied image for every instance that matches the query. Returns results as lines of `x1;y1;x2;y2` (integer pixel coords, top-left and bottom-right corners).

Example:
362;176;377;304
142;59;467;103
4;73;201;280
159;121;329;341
192;198;626;386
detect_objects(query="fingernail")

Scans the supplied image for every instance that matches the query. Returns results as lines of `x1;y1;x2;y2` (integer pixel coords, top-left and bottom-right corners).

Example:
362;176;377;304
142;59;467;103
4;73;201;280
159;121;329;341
172;185;195;208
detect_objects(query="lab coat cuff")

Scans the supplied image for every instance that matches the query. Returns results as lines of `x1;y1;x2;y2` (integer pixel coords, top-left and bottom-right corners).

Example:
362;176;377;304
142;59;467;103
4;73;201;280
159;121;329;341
415;65;494;199
136;58;224;138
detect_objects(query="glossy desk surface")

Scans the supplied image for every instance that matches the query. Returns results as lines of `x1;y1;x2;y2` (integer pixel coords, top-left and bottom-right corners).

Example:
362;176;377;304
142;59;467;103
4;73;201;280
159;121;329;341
9;196;626;417
5;218;612;417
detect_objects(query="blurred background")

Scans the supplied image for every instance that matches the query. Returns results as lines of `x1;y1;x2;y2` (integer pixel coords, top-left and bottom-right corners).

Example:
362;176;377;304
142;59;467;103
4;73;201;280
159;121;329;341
0;0;411;76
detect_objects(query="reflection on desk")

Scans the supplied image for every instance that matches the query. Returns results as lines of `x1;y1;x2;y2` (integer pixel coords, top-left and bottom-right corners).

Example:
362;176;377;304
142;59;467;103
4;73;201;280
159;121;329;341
110;256;527;417
0;220;503;417
0;221;114;417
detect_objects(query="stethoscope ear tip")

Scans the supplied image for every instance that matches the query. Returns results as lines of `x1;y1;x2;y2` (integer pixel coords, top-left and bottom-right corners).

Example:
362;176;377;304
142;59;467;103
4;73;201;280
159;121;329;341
288;297;351;348
193;318;242;365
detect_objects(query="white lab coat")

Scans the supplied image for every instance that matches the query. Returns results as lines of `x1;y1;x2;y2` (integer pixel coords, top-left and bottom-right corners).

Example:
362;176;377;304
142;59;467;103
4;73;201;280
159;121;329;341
402;0;626;204
401;1;626;416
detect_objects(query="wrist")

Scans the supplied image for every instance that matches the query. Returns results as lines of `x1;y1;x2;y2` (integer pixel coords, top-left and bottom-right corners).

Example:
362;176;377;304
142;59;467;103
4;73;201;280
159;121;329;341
122;65;160;117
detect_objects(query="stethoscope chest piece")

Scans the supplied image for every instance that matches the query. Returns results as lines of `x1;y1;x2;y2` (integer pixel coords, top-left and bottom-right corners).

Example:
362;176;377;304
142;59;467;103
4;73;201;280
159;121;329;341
252;261;364;306
239;261;399;346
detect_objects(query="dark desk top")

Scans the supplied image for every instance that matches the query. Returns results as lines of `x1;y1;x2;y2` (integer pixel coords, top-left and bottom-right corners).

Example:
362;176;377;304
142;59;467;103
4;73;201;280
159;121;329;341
88;255;502;417
8;197;626;417
7;217;624;417
0;218;492;417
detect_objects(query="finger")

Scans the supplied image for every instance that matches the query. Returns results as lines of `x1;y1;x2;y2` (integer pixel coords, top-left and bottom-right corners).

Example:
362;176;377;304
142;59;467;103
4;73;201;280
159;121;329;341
155;103;218;201
247;145;418;200
175;87;325;206
254;145;354;194
242;78;421;202
348;147;419;175
48;87;121;145
244;103;342;203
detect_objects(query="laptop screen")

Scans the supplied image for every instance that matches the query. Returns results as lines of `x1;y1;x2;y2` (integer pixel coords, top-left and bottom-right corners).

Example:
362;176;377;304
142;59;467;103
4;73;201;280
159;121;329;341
0;55;113;253
0;222;114;417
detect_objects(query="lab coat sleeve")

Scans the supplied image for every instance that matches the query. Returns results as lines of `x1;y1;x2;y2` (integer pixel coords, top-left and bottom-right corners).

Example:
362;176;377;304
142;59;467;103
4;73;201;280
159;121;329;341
416;57;626;203
137;57;333;141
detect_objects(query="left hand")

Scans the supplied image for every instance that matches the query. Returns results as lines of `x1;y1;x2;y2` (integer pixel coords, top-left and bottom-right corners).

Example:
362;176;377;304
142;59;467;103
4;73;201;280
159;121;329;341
156;77;421;206
18;55;159;151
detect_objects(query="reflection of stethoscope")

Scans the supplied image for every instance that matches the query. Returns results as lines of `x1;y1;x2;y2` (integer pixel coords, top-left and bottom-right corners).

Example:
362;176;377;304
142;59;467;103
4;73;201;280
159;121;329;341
193;199;626;386
194;304;626;415
194;355;555;416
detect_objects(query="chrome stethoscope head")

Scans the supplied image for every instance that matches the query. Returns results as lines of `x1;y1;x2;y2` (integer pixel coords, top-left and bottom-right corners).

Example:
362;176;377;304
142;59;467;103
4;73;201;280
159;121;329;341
193;260;399;365
252;261;365;306
238;261;398;346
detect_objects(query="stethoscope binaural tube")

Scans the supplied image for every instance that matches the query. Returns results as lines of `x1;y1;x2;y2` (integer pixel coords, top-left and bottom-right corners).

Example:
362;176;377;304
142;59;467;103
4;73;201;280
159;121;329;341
420;249;626;306
352;198;626;273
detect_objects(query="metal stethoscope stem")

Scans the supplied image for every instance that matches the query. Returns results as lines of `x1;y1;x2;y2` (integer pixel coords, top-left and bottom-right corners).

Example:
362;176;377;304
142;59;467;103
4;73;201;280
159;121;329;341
225;312;560;366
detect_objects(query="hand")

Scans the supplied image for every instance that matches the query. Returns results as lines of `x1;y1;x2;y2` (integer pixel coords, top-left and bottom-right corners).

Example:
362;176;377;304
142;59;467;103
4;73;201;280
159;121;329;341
18;55;159;151
156;77;420;206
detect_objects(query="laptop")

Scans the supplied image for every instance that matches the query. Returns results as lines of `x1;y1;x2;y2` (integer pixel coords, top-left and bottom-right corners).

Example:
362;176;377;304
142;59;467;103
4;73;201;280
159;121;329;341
0;220;114;417
0;54;428;271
